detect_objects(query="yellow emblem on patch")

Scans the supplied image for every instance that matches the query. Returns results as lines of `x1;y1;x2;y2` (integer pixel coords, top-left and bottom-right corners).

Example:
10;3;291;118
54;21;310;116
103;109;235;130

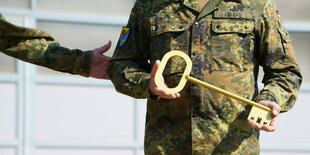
119;27;130;47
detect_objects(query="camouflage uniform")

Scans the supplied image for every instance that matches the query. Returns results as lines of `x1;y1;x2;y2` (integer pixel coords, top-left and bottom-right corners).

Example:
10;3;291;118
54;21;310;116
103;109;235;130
0;13;92;77
108;0;302;154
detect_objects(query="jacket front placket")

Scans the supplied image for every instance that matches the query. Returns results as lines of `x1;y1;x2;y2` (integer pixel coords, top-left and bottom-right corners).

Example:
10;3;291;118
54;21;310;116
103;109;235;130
183;0;227;153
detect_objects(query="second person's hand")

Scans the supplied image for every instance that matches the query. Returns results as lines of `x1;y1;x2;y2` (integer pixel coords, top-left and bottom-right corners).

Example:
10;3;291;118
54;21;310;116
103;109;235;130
90;40;112;79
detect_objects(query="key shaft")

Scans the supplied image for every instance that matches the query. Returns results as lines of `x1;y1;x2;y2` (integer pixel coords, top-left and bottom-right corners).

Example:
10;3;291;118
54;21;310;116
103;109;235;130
185;75;272;112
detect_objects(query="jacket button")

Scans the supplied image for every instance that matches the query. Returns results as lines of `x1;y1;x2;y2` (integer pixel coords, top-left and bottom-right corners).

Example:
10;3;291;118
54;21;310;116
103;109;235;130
192;51;198;56
194;22;199;27
216;25;221;29
244;25;249;29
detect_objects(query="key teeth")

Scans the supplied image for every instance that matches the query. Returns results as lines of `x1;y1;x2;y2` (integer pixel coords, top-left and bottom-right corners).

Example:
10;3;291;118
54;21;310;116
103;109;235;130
248;106;272;125
256;117;262;124
250;117;270;125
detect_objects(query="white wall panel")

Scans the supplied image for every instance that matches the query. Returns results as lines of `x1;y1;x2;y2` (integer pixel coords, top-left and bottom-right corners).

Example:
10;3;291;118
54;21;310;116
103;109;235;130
36;21;122;76
0;83;16;141
137;99;146;143
0;148;16;155
35;148;134;155
0;0;309;155
35;85;134;142
0;0;29;9
290;32;310;83
137;150;144;155
0;53;16;73
275;0;310;22
36;21;121;56
36;0;133;16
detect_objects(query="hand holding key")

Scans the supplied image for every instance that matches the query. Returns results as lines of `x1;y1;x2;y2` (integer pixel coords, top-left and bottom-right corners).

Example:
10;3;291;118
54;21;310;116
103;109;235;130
149;60;181;99
153;50;280;129
248;100;281;132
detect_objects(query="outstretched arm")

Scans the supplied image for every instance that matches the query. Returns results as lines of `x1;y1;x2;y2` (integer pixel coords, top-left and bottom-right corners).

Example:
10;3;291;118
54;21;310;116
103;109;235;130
0;14;111;78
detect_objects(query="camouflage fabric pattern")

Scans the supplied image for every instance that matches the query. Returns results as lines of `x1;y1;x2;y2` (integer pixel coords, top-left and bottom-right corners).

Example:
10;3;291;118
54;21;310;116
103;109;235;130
108;0;302;154
0;13;93;77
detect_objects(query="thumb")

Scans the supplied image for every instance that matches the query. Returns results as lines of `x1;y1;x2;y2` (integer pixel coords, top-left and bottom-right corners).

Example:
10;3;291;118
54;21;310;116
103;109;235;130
151;60;161;77
97;40;112;54
272;104;281;116
266;101;281;116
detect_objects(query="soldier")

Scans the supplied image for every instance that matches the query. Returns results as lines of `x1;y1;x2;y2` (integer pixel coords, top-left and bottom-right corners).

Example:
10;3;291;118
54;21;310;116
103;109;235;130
0;13;111;79
108;0;302;154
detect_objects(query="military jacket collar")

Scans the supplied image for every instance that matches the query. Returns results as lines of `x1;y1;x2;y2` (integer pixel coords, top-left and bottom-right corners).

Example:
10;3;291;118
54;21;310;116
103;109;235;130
198;0;222;19
183;0;199;12
182;0;245;20
183;0;244;13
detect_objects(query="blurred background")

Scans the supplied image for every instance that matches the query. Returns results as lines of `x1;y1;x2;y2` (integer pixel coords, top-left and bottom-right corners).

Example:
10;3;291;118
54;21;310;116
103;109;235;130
0;0;309;155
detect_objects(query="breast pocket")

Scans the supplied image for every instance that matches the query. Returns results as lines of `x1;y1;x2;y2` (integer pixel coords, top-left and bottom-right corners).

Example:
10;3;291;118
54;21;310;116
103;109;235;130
150;20;191;87
150;19;191;73
211;19;254;71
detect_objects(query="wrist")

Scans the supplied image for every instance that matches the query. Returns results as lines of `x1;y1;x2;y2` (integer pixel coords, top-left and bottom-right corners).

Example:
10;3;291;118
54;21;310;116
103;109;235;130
78;50;93;77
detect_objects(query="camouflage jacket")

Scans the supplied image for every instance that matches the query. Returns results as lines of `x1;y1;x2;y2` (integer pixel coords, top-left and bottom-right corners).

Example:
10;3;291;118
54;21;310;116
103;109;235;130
108;0;302;154
0;13;93;77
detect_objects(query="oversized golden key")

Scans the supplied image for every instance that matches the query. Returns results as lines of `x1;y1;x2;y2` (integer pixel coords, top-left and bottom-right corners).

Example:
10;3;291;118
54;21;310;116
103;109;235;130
155;50;273;125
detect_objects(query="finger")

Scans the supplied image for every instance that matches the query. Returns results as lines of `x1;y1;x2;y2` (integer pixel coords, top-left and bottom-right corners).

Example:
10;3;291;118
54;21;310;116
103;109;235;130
262;125;275;132
155;88;173;97
267;102;281;116
175;93;181;98
155;88;180;99
163;93;180;99
98;40;112;54
259;101;281;116
260;122;276;132
248;120;263;130
151;60;161;77
261;125;275;132
161;93;180;99
272;105;281;117
263;115;279;132
248;115;279;132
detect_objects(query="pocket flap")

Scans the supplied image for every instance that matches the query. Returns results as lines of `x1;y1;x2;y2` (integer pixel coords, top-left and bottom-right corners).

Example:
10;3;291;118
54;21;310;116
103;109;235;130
151;23;190;36
212;20;254;34
278;27;292;43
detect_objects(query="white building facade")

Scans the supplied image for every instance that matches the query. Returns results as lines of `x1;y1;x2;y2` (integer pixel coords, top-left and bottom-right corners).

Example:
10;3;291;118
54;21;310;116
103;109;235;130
0;0;309;155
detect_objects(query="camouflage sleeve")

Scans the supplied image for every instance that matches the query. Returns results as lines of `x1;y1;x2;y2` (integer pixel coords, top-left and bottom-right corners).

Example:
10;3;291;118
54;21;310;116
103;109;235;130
255;0;302;112
107;4;152;99
0;14;93;77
